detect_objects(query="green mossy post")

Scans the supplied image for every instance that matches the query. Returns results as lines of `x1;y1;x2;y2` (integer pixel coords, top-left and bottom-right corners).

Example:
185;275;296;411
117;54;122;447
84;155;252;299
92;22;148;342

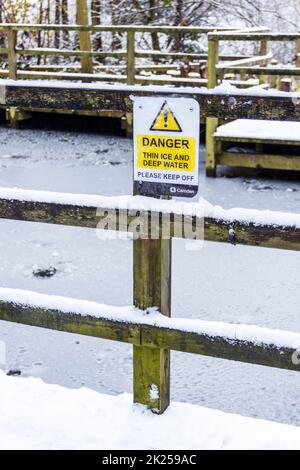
133;237;171;414
206;37;219;177
133;183;171;413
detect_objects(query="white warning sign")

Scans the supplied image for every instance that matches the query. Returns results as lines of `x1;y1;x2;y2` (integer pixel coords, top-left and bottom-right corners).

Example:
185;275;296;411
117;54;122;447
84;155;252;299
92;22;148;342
133;97;199;197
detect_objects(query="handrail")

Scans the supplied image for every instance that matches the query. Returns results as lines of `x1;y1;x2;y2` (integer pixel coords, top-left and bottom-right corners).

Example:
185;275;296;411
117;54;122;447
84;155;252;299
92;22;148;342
0;23;240;33
0;187;298;251
208;32;300;41
0;289;299;372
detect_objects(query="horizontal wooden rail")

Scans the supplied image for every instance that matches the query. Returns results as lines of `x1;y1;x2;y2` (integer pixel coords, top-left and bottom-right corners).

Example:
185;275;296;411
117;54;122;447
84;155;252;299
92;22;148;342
0;188;299;251
16;48;127;58
0;48;249;63
135;50;208;60
0;290;299;372
1;81;300;121
134;76;207;86
0;23;239;34
209;32;300;41
219;152;300;171
220;66;300;76
0;47;251;63
1;72;206;86
218;54;272;69
14;71;127;83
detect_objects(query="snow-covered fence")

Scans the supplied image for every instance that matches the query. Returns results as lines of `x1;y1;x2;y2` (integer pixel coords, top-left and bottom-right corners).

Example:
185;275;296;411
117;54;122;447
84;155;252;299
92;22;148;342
0;23;244;87
0;186;300;414
208;31;300;86
0;187;299;251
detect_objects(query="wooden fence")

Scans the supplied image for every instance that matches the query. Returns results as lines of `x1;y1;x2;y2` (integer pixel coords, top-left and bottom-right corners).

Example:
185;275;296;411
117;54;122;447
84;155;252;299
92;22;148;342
0;23;245;87
0;24;277;86
0;188;299;414
0;82;300;414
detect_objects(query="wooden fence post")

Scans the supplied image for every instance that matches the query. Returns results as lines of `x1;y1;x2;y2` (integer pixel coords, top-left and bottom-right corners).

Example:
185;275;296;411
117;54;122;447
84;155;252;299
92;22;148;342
259;39;268;84
7;29;18;127
127;30;135;85
7;30;17;79
76;0;93;75
125;30;135;135
133;188;171;413
206;37;219;176
295;35;300;90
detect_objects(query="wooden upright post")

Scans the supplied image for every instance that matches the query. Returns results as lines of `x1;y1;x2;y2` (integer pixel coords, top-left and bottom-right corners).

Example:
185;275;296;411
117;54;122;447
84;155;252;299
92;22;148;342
133;190;171;414
259;39;268;84
7;29;18;127
206;37;219;177
125;30;135;135
76;0;93;75
295;36;300;90
7;30;17;79
127;30;135;85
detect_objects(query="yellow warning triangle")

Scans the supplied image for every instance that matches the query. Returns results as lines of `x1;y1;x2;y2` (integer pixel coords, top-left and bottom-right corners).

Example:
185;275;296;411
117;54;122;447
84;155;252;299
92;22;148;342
150;101;182;132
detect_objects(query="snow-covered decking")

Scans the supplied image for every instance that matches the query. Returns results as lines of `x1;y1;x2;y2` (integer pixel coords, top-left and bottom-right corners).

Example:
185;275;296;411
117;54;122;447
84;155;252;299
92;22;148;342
1;370;300;450
215;119;300;142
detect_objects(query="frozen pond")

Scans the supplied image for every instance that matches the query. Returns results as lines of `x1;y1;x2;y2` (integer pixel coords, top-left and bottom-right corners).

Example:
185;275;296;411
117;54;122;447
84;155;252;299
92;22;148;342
0;124;299;426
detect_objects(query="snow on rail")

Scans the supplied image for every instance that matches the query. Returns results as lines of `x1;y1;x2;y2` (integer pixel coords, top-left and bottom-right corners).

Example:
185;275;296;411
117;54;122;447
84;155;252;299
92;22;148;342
1;78;300;98
1;287;300;350
0;186;299;228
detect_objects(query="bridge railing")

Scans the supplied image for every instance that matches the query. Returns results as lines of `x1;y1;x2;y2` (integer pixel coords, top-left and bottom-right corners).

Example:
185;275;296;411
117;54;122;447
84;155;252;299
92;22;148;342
0;23;267;87
208;31;300;89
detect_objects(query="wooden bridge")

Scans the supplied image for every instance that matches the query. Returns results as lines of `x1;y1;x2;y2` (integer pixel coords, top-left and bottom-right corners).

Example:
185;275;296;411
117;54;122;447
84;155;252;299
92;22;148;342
2;22;300;176
0;81;299;414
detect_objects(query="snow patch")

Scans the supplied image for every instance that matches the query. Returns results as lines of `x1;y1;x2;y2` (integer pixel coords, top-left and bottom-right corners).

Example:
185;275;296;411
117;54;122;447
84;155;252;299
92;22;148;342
149;384;159;401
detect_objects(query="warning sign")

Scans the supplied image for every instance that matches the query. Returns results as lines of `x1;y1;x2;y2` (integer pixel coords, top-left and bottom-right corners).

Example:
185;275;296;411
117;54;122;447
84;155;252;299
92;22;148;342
133;97;199;197
150;101;182;132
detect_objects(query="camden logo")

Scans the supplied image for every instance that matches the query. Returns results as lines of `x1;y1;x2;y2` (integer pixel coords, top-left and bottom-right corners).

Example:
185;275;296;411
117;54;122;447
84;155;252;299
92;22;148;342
292;350;300;366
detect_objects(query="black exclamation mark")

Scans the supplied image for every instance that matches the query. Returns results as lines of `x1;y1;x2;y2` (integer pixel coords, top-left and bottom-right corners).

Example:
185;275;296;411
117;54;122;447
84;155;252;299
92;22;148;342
163;108;168;128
